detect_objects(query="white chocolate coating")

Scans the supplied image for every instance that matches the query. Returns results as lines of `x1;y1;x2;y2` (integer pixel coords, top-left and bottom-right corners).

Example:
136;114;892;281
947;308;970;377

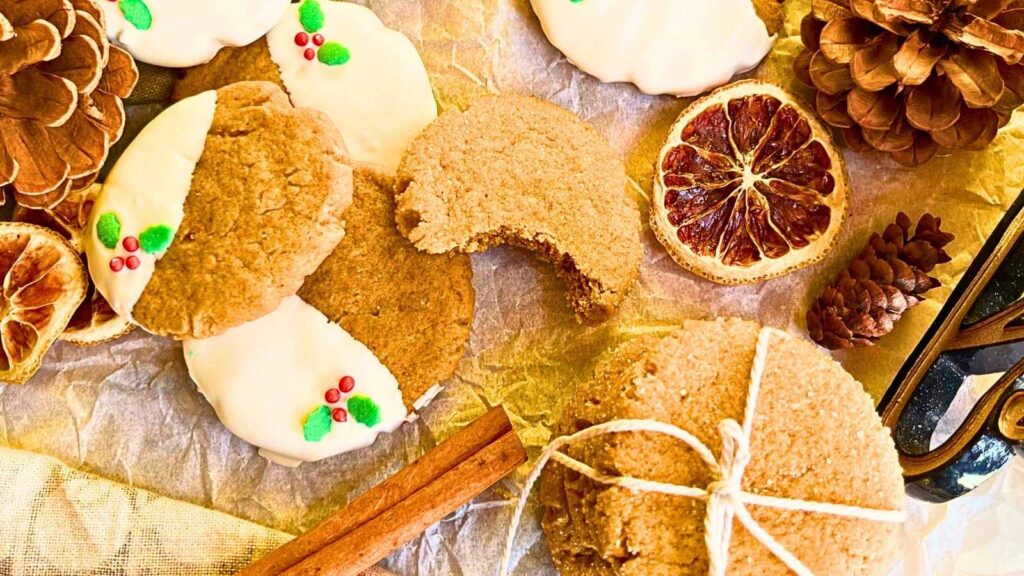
530;0;774;97
85;90;217;323
183;296;408;467
100;0;291;68
266;2;437;169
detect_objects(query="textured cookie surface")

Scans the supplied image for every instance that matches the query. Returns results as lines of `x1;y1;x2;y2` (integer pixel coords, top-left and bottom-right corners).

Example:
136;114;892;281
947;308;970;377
395;95;641;324
174;1;437;170
174;38;285;99
87;81;353;339
539;318;904;575
299;166;475;404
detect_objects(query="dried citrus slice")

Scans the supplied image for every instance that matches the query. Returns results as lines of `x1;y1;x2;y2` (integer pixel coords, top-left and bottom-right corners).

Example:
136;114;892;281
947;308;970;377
12;184;97;252
13;185;134;346
0;223;87;383
652;80;849;284
61;283;134;346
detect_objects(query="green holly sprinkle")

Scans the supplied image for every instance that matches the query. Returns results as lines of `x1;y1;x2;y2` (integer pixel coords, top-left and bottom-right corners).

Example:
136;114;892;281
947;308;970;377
299;0;325;33
139;224;174;254
317;42;350;66
119;0;152;30
347;395;381;427
96;213;121;250
302;405;333;442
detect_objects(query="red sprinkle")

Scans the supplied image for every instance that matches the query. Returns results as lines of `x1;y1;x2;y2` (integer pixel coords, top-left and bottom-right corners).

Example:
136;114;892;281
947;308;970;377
338;375;355;393
332;408;348;423
325;388;341;404
109;257;124;272
294;32;309;46
125;255;141;270
123;236;139;252
303;48;316;61
312;34;325;46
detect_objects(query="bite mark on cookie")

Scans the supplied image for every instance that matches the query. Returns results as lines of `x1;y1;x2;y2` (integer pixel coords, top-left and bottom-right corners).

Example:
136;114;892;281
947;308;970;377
395;95;642;325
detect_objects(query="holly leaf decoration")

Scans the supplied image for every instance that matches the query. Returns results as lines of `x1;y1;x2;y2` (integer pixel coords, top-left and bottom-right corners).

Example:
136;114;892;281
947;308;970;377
139;224;174;254
347;395;381;427
318;42;351;66
119;0;153;31
302;405;333;442
299;0;325;34
96;213;121;249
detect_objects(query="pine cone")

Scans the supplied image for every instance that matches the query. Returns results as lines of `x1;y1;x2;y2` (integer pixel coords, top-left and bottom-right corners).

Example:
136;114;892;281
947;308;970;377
0;0;137;209
794;0;1024;167
807;212;955;349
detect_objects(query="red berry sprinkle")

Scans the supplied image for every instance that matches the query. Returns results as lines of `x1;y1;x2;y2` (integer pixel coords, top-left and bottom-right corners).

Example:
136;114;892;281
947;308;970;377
295;32;309;46
332;408;348;423
339;375;355;393
109;257;124;272
312;34;325;46
303;48;316;61
325;388;341;404
123;236;139;252
125;255;141;270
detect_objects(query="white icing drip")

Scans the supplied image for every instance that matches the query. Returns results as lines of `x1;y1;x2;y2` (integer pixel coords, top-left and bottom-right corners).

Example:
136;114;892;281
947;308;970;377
85;90;217;323
266;2;437;169
100;0;291;68
530;0;774;97
183;295;408;467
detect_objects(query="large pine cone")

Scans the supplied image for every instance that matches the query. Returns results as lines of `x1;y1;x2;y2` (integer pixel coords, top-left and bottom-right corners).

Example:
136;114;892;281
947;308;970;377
795;0;1024;167
807;212;955;349
0;0;137;209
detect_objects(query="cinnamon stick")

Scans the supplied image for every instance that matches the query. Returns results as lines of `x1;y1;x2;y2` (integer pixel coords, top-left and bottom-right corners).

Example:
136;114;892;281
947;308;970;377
241;406;524;576
284;428;525;576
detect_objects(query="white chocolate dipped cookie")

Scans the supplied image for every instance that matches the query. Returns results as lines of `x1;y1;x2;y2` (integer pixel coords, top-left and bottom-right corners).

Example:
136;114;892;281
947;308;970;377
99;0;291;67
175;0;437;170
183;166;473;466
84;81;352;339
184;296;411;467
530;0;779;97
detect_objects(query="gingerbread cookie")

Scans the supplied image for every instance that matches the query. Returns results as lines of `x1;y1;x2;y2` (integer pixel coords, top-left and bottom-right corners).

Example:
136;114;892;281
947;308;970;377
530;0;779;97
185;167;473;466
538;318;904;575
298;166;475;403
395;94;642;325
85;81;352;339
99;0;291;67
174;0;437;170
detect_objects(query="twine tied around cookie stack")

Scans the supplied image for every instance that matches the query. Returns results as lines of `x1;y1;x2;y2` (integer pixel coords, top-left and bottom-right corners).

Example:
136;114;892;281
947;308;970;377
500;328;907;576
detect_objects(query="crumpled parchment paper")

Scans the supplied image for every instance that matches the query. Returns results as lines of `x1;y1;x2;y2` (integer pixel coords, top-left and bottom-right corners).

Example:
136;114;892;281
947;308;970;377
2;0;1024;574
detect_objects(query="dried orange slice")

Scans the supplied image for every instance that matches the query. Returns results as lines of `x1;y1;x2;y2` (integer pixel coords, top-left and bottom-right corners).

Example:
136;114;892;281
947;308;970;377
652;80;849;284
12;185;134;346
12;183;97;252
62;283;133;346
0;223;87;383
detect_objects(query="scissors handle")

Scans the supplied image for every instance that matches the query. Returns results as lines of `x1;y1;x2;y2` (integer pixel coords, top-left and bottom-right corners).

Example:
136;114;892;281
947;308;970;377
882;361;1023;502
879;193;1024;502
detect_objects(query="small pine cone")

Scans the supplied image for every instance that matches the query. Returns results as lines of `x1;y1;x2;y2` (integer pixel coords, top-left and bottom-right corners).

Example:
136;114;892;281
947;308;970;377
794;0;1024;167
0;0;138;209
807;212;954;350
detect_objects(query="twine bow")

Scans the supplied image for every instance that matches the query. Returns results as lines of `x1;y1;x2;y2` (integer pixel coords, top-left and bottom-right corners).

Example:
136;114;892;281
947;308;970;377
500;328;906;576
